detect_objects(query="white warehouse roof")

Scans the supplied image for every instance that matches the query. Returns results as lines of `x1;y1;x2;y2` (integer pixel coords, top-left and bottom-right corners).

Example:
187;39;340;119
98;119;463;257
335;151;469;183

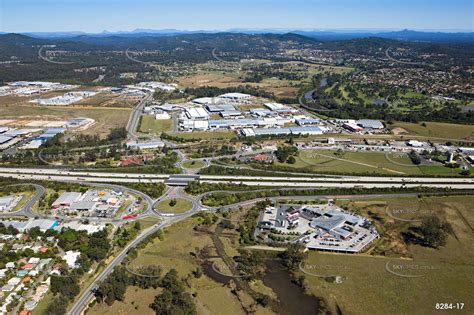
218;92;251;99
185;107;209;119
356;119;384;129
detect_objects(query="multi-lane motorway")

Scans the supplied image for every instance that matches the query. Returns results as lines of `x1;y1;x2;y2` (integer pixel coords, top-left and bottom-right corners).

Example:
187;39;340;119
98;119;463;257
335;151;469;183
0;167;473;189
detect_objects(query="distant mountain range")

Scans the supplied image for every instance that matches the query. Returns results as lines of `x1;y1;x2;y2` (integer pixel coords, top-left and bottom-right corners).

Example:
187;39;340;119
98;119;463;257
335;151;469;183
0;29;472;42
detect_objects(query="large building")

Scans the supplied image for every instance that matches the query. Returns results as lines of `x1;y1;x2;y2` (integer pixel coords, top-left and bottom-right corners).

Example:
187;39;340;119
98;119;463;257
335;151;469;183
52;192;82;208
185;107;210;120
218;92;252;102
205;104;236;112
258;203;378;253
241;126;324;137
0;196;17;211
356;119;384;129
343;122;363;132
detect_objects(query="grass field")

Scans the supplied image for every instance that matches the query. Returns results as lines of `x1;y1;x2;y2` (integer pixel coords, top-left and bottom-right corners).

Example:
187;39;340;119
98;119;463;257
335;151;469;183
182;160;206;169
135;217;161;231
178;62;353;99
390;121;474;141
138;116;172;134
0;103;131;138
32;292;54;315
299;195;474;315
126;218;248;315
89;286;160;315
271;150;471;176
155;198;193;214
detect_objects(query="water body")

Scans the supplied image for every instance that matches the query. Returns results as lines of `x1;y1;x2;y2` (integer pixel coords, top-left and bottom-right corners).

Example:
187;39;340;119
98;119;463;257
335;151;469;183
261;259;321;315
202;259;321;314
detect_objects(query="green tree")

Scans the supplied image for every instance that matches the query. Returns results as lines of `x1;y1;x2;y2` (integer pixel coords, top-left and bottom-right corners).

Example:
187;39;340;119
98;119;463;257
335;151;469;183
418;216;453;248
280;243;307;271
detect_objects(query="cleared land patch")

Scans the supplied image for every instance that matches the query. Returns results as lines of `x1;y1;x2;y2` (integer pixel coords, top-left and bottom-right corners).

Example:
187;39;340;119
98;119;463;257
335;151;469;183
138;116;172;134
270;150;470;176
390;121;474;141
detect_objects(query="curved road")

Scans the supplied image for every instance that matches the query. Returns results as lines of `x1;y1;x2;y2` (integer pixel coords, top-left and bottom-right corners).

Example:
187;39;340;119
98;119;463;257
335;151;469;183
0;183;45;218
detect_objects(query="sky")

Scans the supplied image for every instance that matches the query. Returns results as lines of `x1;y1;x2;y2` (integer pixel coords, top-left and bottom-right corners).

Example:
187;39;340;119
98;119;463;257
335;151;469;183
0;0;472;33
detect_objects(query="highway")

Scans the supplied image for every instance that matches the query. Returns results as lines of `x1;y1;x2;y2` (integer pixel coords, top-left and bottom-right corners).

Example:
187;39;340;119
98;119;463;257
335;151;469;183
1;172;473;189
0;167;473;184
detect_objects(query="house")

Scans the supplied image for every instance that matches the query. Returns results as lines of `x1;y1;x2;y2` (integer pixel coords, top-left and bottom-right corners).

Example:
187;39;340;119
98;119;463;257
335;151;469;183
2;284;14;292
63;251;81;269
28;270;39;277
16;270;29;277
21;264;34;271
24;300;37;311
28;257;40;264
7;277;21;286
251;154;271;162
21;276;32;283
6;262;15;269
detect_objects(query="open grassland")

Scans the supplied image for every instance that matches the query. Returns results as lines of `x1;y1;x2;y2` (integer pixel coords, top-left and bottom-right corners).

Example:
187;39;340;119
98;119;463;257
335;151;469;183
155;198;193;214
89;286;159;315
138;116;172;134
301;195;474;315
390;121;474;141
127;218;249;315
75;93;137;108
0;103;131;138
178;62;353;99
272;150;471;176
135;217;161;231
178;70;242;89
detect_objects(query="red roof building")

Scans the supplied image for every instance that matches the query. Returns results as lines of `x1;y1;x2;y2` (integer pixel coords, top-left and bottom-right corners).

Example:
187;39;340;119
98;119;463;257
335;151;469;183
21;264;34;270
251;154;269;162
